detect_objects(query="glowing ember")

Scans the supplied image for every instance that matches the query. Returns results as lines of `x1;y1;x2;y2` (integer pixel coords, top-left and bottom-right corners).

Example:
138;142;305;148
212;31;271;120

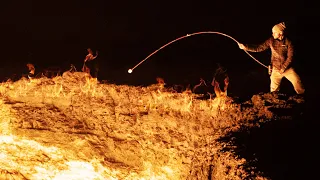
128;69;133;73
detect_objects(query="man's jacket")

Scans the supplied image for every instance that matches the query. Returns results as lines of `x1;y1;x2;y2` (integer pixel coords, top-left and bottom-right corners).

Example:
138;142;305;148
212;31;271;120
245;37;294;71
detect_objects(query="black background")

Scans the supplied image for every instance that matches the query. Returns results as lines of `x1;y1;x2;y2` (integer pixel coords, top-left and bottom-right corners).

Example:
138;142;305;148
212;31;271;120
1;1;320;179
1;1;319;97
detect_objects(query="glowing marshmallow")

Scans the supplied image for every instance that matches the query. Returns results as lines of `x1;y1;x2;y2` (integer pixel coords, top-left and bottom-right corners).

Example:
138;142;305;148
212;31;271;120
128;69;133;73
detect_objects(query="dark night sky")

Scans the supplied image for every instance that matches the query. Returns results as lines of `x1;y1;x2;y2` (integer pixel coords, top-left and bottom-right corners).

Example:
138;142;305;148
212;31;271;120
1;1;319;96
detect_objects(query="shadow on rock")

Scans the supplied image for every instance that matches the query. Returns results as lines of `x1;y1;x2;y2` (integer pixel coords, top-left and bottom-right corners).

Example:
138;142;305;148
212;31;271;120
218;93;319;180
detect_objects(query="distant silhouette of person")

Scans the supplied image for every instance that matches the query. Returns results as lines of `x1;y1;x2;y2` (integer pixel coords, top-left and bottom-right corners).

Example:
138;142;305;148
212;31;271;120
82;48;98;78
26;63;35;79
238;22;305;94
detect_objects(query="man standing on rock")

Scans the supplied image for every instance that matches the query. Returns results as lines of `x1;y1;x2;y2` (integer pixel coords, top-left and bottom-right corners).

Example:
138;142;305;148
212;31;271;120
238;22;305;95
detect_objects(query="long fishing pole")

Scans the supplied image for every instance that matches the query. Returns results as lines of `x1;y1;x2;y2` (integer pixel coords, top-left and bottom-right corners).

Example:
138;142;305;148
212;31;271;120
128;31;268;73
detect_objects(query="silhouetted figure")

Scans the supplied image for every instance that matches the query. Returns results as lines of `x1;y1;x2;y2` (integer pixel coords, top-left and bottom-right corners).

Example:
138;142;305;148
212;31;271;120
82;48;98;78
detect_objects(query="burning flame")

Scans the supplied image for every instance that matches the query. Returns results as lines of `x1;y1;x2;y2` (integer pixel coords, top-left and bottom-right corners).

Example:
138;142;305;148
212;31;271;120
0;72;238;179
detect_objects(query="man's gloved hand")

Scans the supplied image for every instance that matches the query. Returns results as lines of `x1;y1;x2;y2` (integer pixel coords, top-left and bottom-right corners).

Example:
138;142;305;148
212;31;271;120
238;43;246;50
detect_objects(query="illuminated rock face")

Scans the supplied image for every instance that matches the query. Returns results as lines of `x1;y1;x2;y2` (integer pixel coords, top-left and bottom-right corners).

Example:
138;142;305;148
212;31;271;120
0;73;305;179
